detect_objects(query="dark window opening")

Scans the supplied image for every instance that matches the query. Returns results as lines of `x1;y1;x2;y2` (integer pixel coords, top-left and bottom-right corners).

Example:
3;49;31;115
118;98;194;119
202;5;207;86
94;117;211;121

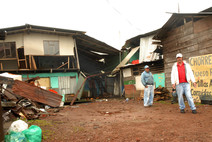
0;42;16;58
34;56;76;69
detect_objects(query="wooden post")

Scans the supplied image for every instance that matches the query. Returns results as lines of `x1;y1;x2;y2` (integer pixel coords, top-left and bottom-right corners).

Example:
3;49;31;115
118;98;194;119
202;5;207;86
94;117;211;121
24;55;28;69
32;56;37;70
72;57;75;68
68;56;70;69
74;39;80;70
29;55;32;69
0;97;4;142
0;63;3;71
16;48;20;68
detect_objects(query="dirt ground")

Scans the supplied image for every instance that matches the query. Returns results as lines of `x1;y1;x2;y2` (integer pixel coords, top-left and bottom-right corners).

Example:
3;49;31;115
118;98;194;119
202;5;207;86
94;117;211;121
30;99;212;142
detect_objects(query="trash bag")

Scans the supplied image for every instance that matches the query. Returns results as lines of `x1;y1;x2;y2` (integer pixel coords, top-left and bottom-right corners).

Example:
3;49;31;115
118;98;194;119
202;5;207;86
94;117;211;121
5;131;27;142
22;125;42;142
5;125;42;142
9;120;28;132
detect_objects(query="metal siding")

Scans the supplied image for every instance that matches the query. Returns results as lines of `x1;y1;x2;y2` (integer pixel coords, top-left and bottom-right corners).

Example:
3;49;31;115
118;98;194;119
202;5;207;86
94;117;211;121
106;77;114;95
58;76;76;95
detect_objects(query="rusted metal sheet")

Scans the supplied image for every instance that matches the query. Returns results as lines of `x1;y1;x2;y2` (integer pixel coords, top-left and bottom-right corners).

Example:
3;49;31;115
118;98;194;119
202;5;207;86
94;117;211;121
12;80;62;107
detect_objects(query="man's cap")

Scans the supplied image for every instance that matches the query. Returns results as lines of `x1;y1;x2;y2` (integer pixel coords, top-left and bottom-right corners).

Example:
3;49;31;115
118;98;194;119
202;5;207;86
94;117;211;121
144;65;149;69
176;53;183;58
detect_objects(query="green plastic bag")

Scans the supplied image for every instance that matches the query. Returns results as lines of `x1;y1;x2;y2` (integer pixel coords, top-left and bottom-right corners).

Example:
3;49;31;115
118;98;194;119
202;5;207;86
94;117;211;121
5;131;27;142
22;125;42;142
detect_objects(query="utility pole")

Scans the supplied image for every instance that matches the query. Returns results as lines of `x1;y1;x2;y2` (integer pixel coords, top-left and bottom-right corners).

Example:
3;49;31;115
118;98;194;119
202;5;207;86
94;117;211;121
178;2;180;13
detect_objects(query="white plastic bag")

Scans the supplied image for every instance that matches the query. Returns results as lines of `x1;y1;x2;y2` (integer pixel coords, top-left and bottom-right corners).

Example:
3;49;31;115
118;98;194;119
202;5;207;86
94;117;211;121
9;120;28;132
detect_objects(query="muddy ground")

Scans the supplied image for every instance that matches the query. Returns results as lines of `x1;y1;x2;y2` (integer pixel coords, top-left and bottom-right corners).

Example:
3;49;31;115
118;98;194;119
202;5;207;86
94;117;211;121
30;99;212;142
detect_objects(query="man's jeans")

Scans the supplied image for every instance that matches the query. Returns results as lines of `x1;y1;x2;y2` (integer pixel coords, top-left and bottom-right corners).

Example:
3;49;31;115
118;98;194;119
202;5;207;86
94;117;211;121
176;83;196;110
144;85;154;106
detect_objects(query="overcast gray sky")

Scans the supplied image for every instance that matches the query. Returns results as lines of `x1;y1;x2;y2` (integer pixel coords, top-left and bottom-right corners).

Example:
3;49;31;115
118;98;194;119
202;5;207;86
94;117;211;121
0;0;211;49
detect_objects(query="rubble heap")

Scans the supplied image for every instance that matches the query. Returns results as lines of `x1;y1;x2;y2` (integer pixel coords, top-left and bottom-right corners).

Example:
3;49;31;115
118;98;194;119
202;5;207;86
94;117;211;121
0;76;62;121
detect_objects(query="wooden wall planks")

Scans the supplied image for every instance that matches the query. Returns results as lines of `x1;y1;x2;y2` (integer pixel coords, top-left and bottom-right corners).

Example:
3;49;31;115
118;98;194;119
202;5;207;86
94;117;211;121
162;16;212;90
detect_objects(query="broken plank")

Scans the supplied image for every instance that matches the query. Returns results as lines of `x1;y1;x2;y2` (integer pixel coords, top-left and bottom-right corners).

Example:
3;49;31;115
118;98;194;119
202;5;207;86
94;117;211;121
56;62;68;69
32;56;37;70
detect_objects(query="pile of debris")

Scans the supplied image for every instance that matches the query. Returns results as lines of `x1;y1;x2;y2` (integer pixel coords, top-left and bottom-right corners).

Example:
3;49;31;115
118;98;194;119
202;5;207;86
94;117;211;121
154;87;171;101
1;75;62;121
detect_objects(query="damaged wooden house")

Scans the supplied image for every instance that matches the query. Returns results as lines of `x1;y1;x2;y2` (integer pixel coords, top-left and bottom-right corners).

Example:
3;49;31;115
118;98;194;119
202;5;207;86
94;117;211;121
0;24;120;103
112;29;165;99
153;7;212;103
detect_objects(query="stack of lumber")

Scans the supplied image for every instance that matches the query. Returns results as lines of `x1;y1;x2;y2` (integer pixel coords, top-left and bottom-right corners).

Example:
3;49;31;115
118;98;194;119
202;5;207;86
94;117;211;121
154;87;171;101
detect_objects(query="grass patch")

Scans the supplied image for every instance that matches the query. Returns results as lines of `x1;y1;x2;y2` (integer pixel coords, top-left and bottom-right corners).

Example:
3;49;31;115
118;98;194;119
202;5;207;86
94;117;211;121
156;100;171;104
28;119;53;127
195;102;204;106
42;129;55;140
27;120;55;140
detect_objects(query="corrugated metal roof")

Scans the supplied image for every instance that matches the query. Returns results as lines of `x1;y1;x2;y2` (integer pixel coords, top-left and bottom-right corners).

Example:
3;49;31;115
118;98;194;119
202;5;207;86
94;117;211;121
122;29;160;49
75;34;119;55
0;24;85;35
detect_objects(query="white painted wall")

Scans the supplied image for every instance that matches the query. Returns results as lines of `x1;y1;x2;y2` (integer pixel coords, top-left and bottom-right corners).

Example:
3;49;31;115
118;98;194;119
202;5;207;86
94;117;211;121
24;33;75;56
135;76;145;90
0;33;24;48
0;33;75;56
59;35;75;55
139;35;157;63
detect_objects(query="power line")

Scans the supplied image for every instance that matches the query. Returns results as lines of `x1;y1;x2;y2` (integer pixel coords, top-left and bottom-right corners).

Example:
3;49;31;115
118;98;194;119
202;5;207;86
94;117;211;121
106;0;142;32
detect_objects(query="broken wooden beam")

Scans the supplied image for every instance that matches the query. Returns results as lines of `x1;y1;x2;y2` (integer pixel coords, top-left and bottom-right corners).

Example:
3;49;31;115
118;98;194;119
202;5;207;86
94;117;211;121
56;62;68;69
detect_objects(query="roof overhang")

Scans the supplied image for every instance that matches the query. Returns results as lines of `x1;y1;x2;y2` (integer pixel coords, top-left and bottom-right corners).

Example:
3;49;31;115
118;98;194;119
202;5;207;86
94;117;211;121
0;24;85;36
74;34;119;56
153;12;212;40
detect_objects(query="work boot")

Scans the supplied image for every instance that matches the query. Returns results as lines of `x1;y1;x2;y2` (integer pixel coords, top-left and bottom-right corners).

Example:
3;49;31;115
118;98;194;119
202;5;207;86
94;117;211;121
192;110;197;114
180;109;185;113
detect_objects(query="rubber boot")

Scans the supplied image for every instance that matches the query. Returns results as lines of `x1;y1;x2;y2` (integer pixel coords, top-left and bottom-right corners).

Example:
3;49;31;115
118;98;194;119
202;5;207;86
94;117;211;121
171;96;178;104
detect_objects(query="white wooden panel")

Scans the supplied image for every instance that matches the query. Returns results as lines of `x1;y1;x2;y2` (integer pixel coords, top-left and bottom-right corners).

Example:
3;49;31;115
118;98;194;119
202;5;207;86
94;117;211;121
59;36;74;56
139;35;157;63
123;68;132;77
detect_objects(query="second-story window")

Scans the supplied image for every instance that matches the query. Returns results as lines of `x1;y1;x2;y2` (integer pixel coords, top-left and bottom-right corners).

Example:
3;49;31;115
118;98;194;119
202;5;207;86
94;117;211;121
0;42;16;58
43;40;59;55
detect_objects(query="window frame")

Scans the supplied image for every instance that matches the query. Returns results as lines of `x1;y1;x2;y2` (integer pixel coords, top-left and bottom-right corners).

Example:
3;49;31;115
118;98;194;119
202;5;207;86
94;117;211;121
43;40;60;55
